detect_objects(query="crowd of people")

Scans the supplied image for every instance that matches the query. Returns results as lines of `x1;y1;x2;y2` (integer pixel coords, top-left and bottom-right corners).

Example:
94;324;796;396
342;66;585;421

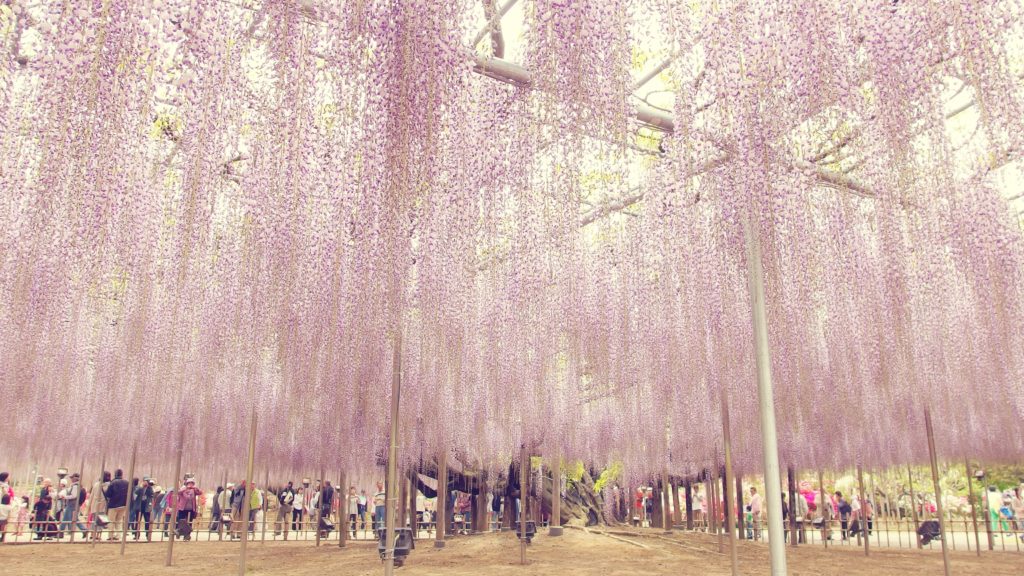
0;469;497;543
1;468;1023;545
622;479;1024;545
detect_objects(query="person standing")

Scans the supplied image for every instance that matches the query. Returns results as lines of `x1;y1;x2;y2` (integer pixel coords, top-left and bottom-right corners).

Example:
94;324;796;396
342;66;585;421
176;478;201;541
781;493;790;542
835;491;852;540
863;496;873;536
62;473;88;538
1012;487;1024;541
0;494;13;541
248;482;263;535
162;489;176;537
53;478;68;537
320;480;334;528
275;482;294;539
794;491;809;543
292;486;305;532
374;481;386;533
692;485;705;530
749;487;763;541
209;486;224;534
88;471;110;541
132;479;154;541
358;489;369;535
0;472;12;501
32;481;53;540
230;481;247;539
151;485;166;536
347;486;359;538
104;469;129;541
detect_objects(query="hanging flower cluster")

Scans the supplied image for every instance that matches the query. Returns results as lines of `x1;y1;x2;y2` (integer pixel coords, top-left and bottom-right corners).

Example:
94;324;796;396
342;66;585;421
0;0;1021;485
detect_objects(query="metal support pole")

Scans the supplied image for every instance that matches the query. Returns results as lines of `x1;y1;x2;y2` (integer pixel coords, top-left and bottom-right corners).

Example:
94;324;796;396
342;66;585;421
93;455;105;547
818;470;827;548
261;469;269;543
339;470;347;548
744;211;788;576
71;457;84;544
857;465;869;556
965;460;980;556
788;466;798;548
662;470;673;534
435;451;447;547
550;456;562;536
407;473;417;538
684;480;693;530
316;468;324;547
119;442;137;555
166;429;184;566
924;408;951;576
713;461;722;552
907;464;922;549
722;391;739;576
736;475;745;540
384;331;403;576
519;443;528;566
238;410;257;576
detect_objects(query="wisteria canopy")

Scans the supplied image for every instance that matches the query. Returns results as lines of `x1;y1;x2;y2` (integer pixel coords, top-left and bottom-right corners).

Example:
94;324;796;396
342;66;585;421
1;0;1023;484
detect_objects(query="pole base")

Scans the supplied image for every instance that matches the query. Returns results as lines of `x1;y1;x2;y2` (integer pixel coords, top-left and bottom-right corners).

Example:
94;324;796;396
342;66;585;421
548;526;563;537
434;540;446;548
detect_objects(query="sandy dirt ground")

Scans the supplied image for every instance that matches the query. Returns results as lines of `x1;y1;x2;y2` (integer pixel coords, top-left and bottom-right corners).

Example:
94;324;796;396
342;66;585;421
2;527;1021;576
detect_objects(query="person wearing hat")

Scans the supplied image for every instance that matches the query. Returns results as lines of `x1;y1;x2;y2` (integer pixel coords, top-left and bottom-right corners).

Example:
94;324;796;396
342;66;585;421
176;478;201;541
151;484;166;537
131;478;154;541
58;473;87;538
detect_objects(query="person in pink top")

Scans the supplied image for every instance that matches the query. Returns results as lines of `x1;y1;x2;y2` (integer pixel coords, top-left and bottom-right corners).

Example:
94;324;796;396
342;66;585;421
176;479;201;541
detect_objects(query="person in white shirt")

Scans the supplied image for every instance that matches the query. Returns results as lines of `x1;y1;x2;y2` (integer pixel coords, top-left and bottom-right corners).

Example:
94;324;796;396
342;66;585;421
347;486;360;538
749;487;763;541
0;494;13;541
692;486;705;529
793;492;809;543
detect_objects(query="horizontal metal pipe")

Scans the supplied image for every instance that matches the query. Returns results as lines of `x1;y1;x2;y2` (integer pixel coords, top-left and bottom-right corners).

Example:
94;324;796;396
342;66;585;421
472;55;675;133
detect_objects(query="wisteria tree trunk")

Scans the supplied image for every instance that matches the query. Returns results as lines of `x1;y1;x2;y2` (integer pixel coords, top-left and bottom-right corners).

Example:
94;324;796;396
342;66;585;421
412;459;610;527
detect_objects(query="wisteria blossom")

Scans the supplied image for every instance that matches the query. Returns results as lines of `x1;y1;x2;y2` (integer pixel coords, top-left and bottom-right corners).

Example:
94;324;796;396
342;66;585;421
0;0;1022;484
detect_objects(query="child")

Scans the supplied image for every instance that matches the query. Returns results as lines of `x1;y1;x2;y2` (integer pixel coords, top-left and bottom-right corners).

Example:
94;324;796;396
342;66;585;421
0;494;12;541
16;496;30;536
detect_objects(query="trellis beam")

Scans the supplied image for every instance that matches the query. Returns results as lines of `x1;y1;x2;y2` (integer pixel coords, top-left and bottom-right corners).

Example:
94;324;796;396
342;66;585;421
471;0;519;53
473;55;675;132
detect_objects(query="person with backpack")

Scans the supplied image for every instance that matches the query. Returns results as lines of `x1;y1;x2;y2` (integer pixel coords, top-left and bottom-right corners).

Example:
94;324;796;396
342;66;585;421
57;475;88;538
275;481;295;539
